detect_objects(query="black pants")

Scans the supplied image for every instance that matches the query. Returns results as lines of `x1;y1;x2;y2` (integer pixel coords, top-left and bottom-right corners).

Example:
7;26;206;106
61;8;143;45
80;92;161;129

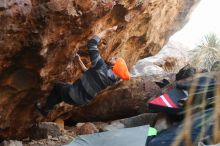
44;82;75;112
44;80;93;112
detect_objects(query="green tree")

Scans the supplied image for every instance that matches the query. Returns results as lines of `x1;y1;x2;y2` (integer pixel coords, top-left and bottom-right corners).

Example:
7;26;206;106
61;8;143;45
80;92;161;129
190;33;220;71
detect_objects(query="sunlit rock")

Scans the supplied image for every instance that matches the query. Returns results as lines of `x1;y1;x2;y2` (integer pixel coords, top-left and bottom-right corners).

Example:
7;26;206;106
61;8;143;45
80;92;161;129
0;0;200;139
131;41;191;77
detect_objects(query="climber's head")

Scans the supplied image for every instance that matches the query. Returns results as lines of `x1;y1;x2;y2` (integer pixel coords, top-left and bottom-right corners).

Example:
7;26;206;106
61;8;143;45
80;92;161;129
110;57;130;80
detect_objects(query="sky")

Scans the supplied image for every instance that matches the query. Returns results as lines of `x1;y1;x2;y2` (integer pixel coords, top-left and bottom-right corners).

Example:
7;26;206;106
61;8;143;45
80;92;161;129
170;0;220;49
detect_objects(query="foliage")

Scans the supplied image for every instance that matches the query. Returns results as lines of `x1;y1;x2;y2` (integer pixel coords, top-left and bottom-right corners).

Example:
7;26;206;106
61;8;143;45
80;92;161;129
190;33;220;71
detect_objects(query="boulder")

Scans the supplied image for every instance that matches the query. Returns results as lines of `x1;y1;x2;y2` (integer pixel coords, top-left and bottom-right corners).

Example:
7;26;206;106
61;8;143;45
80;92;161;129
75;122;98;135
51;76;163;122
0;140;23;146
0;0;200;139
54;118;65;130
101;113;157;131
29;122;61;140
131;41;191;77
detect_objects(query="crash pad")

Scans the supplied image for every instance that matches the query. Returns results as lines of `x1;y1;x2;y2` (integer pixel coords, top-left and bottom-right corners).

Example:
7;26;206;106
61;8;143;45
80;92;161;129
65;125;150;146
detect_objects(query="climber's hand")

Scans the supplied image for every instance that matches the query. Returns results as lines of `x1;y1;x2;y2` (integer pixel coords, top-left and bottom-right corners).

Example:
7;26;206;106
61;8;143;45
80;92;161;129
75;53;88;72
97;26;117;38
107;26;118;32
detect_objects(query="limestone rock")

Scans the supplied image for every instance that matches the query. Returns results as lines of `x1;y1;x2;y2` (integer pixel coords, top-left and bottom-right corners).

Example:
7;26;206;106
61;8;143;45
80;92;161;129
57;76;163;122
116;113;157;128
54;118;65;130
0;140;23;146
131;41;191;77
102;113;157;131
0;0;200;139
75;122;98;135
29;122;61;140
102;121;125;131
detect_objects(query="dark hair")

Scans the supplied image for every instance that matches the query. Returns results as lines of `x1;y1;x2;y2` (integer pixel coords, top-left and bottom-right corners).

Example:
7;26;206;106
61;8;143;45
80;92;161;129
176;64;196;81
211;61;220;71
105;61;113;69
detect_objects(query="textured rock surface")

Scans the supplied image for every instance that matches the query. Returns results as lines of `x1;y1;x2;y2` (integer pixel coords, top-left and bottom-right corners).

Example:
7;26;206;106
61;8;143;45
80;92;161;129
24;127;75;146
75;122;98;135
101;113;157;131
0;140;23;146
131;41;191;77
0;0;200;139
29;122;61;140
49;76;164;122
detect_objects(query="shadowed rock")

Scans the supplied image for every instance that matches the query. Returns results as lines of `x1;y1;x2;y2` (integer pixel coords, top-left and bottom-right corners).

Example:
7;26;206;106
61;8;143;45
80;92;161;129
0;0;200;139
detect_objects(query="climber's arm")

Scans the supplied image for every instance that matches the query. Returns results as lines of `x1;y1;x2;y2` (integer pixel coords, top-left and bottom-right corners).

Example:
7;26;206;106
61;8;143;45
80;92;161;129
87;26;117;67
87;35;102;67
76;53;88;72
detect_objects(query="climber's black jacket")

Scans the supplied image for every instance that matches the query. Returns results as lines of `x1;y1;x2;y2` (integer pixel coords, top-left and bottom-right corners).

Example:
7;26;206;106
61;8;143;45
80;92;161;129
43;35;118;113
68;35;117;105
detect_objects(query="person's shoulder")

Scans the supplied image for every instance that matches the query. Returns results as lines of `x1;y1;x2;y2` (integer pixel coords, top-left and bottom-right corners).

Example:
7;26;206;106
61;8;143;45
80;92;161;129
92;58;106;69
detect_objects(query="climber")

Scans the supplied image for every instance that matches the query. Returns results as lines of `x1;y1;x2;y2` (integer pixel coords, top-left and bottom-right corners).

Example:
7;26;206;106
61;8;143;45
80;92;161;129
36;26;130;116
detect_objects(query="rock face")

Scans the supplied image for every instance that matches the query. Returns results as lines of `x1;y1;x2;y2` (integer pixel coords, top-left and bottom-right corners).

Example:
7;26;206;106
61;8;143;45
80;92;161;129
29;122;61;140
60;76;163;121
75;122;98;135
0;140;23;146
131;41;191;77
0;0;200;139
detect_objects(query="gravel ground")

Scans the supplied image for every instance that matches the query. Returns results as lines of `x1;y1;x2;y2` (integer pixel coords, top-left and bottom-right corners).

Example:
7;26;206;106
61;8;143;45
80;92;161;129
23;126;76;146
